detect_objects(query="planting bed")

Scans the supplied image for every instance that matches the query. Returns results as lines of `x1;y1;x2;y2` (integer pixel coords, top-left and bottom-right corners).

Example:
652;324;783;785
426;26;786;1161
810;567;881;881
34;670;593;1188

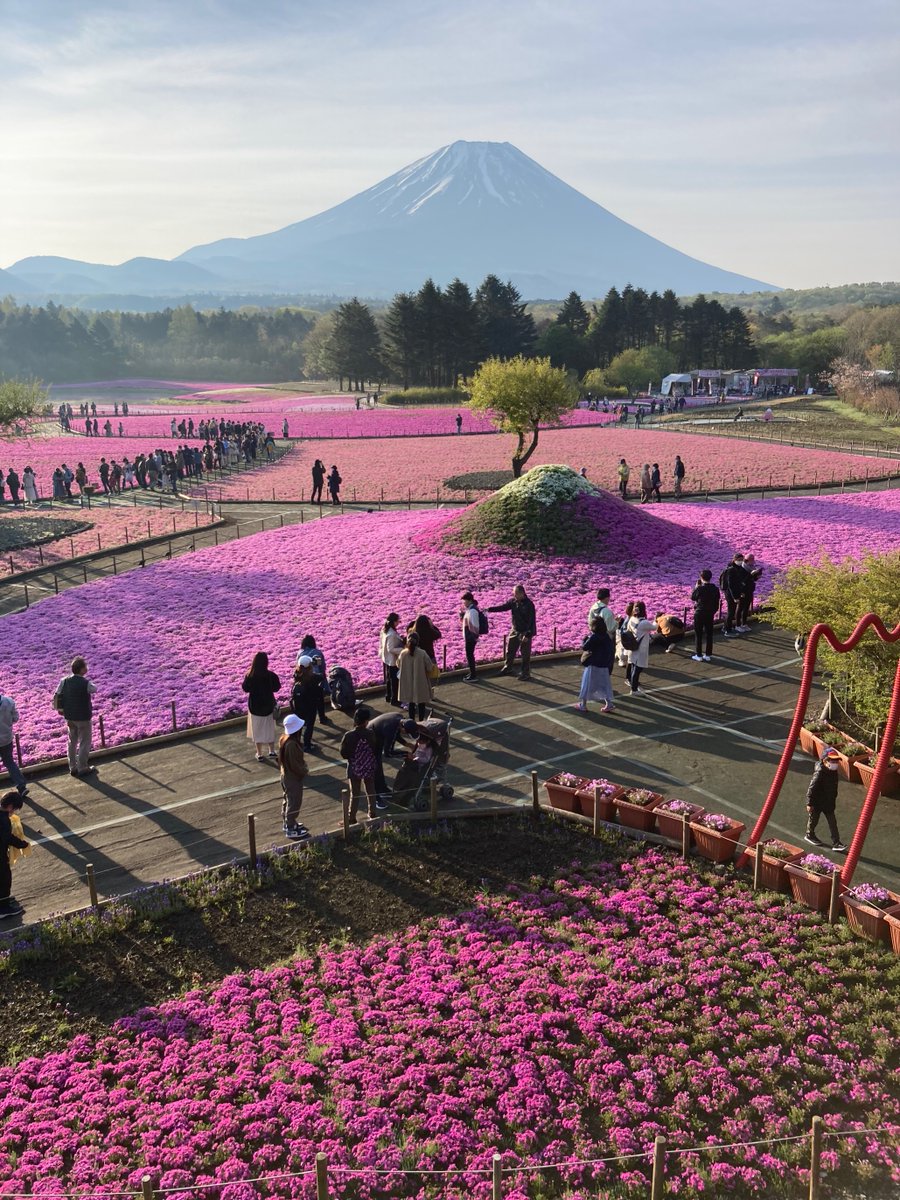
4;488;900;764
0;821;897;1199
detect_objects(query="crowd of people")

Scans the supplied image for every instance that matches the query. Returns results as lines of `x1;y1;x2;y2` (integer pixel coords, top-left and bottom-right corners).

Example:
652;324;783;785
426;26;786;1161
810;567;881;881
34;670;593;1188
0;423;275;504
616;454;686;501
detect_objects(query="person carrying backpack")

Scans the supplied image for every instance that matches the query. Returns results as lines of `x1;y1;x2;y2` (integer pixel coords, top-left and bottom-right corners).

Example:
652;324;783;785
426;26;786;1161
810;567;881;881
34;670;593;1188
622;602;656;695
53;656;97;777
459;591;487;681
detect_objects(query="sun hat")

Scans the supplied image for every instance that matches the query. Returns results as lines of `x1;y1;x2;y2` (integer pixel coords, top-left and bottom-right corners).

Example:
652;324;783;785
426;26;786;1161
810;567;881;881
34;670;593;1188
298;655;313;667
283;714;304;735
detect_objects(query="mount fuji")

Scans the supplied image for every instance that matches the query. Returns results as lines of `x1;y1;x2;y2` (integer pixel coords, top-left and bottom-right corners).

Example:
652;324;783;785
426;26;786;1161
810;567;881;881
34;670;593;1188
9;142;776;300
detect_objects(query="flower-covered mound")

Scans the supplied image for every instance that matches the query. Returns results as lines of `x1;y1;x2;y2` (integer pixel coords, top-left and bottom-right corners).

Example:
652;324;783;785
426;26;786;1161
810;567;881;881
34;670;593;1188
440;465;665;557
0;851;896;1199
4;489;900;764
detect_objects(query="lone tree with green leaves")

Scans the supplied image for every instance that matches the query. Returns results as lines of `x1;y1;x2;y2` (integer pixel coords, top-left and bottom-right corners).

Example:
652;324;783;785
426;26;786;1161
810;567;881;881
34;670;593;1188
0;378;45;437
467;356;578;478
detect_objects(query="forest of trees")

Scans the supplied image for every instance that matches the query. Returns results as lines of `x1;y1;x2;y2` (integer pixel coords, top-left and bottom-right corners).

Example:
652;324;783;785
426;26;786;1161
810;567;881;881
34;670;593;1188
0;299;314;382
1;280;897;393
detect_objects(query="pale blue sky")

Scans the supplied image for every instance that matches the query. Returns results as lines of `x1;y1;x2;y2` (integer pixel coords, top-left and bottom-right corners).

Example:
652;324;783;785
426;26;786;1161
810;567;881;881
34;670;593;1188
1;0;898;287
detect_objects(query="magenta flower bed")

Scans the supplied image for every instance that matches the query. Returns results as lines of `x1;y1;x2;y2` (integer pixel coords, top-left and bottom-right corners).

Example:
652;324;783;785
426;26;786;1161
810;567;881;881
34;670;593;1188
3;489;900;764
0;852;896;1198
202;428;900;502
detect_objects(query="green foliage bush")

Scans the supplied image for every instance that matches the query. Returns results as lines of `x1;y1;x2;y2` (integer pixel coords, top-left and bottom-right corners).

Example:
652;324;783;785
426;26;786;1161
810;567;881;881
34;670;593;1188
770;551;900;744
441;464;603;556
382;387;468;406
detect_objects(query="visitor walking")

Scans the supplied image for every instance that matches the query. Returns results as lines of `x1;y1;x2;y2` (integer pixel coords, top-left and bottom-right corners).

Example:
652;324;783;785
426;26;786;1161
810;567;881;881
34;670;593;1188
720;553;747;638
311;460;325;504
690;569;721;662
650;463;662;502
459;592;484;681
0;791;29;920
575;617;615;713
242;651;281;761
622;602;655;695
616;458;630;499
340;709;384;822
5;468;20;506
278;714;309;839
488;584;536;680
455;413;463;434
327;465;342;506
282;418;289;439
397;632;435;721
805;747;847;852
380;613;405;706
0;692;29;798
53;656;97;778
673;456;685;498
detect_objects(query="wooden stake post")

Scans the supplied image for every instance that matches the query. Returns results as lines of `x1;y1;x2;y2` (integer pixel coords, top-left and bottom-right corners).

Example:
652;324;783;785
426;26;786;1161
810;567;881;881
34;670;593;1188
247;813;257;866
531;770;540;815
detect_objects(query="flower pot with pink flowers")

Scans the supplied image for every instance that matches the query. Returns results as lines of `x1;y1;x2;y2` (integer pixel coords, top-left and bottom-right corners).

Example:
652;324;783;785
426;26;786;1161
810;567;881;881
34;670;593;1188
574;777;622;820
614;787;663;832
784;853;841;913
654;798;705;843
746;838;805;893
544;772;590;813
689;812;745;863
842;883;900;944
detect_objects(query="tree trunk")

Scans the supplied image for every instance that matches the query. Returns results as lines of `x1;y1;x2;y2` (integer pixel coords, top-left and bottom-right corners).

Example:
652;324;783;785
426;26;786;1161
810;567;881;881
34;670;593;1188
512;423;541;478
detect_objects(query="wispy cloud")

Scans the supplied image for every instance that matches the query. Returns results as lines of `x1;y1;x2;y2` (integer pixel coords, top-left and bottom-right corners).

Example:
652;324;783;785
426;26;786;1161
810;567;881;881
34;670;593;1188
1;0;898;286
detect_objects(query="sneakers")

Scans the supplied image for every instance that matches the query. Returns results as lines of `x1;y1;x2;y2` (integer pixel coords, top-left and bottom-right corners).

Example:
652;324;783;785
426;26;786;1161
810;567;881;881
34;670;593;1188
497;666;511;676
831;842;847;852
702;655;712;662
737;624;752;633
284;825;309;840
517;673;532;681
463;674;478;682
375;799;389;811
665;645;676;653
804;834;825;846
691;654;704;662
0;901;24;919
723;631;740;639
631;687;645;695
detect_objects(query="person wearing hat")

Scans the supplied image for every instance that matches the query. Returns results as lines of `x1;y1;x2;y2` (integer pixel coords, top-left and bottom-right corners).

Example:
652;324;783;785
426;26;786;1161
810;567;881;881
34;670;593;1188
805;747;847;851
278;714;309;839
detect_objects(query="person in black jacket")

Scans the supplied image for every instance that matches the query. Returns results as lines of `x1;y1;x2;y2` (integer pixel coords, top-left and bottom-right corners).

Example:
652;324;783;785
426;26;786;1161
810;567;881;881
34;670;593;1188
489;585;536;680
805;747;846;850
53;656;97;777
0;791;29;919
311;460;325;504
242;652;281;761
720;553;747;638
690;570;721;662
575;617;615;712
327;465;342;506
735;553;763;632
291;658;323;751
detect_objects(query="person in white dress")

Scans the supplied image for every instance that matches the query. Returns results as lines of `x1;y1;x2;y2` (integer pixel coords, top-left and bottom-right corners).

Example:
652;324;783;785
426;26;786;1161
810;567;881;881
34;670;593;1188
22;467;38;505
623;601;656;695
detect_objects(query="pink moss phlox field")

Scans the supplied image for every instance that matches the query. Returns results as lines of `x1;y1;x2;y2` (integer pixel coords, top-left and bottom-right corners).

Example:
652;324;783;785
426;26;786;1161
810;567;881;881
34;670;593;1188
4;490;900;764
1;507;219;574
0;852;896;1199
203;429;900;502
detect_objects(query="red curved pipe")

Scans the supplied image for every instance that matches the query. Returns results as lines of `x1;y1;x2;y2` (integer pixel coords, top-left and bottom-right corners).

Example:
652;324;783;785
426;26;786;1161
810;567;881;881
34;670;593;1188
742;613;900;886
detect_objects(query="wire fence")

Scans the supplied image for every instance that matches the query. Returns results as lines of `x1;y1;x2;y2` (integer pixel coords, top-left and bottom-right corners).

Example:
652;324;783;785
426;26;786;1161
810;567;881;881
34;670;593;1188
0;1121;895;1199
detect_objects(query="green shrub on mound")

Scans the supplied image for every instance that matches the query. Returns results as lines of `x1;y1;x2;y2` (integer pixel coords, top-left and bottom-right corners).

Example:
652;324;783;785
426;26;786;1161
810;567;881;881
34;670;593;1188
382;387;468;407
440;464;606;556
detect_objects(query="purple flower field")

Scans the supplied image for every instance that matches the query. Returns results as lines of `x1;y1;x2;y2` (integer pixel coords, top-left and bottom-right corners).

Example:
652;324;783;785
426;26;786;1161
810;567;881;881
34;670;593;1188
4;489;900;764
0;851;896;1198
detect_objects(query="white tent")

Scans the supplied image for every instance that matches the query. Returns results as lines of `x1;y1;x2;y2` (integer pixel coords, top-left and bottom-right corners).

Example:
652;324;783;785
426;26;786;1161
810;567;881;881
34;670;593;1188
661;373;692;396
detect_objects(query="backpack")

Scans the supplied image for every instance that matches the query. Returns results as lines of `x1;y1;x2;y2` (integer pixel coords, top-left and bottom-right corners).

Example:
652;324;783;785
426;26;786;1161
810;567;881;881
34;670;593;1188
327;665;356;714
718;568;729;592
476;608;489;635
618;621;639;651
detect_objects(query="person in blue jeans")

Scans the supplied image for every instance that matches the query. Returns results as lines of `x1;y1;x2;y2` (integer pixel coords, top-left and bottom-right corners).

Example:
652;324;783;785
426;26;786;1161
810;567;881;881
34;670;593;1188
459;592;481;681
0;694;28;798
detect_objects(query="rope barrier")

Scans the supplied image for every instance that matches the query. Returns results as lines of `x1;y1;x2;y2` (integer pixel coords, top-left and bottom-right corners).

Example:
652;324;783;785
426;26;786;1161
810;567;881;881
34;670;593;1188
0;1125;894;1197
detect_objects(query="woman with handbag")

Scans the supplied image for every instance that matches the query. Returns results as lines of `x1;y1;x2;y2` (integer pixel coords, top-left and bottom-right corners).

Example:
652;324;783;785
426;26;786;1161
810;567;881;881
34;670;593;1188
575;617;615;713
623;601;657;695
397;632;434;722
242;651;281;761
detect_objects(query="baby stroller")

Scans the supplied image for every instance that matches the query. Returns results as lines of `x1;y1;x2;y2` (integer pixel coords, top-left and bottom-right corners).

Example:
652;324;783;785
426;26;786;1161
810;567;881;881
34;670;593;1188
392;717;453;811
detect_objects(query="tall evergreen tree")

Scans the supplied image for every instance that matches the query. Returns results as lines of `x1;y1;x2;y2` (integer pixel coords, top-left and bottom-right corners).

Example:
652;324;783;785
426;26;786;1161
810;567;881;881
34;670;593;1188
327;298;382;390
414;278;446;387
382;293;419;389
474;275;536;360
443;278;478;386
555;291;590;335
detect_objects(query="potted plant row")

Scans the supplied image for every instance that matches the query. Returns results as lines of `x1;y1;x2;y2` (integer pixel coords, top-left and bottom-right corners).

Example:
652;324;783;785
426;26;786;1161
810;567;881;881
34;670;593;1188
783;853;841;913
842;883;900;945
799;719;900;793
654;797;705;843
574;778;623;820
745;838;805;893
852;753;900;797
